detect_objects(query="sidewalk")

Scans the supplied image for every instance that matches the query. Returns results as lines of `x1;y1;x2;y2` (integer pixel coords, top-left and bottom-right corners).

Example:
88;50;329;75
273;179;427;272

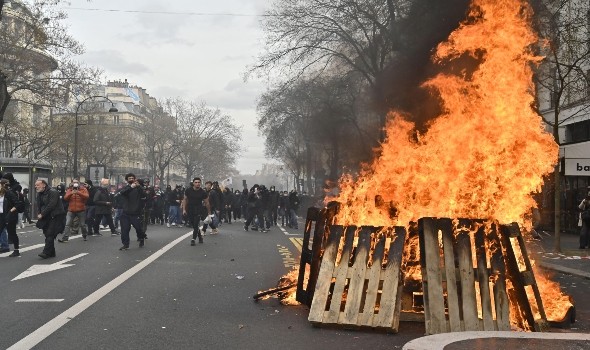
529;229;590;279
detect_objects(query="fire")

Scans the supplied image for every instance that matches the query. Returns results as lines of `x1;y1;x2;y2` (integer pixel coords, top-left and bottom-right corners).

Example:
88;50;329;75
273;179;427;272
327;0;570;325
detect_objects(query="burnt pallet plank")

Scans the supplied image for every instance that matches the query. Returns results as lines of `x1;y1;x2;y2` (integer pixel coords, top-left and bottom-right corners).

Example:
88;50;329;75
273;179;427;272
308;225;343;324
439;218;461;332
474;223;495;331
419;218;447;334
342;227;372;325
357;229;386;326
296;207;321;306
456;219;480;332
373;226;405;331
489;224;510;331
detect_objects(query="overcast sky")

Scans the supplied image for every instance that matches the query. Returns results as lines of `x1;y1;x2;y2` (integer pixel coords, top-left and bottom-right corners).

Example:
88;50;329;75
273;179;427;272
61;0;273;175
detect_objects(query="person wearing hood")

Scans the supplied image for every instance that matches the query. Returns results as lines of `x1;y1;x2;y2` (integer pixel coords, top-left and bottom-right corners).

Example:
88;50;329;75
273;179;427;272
84;179;100;236
0;179;23;256
1;174;24;254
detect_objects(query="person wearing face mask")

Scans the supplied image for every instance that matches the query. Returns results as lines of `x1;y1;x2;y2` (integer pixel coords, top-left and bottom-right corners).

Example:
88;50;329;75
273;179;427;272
93;178;120;237
117;173;147;250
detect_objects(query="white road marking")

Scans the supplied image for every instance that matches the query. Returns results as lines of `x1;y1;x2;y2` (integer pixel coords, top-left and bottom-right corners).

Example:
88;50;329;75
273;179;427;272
1;235;82;258
8;231;193;350
12;253;89;281
16;299;64;303
279;226;302;236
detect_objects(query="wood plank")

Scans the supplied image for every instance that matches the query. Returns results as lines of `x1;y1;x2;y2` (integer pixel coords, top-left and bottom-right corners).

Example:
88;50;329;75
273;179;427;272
342;227;372;325
474;224;494;331
439;218;461;332
358;228;385;327
308;225;343;324
420;218;447;334
329;226;356;324
489;224;510;331
296;207;320;306
456;219;479;331
374;226;405;330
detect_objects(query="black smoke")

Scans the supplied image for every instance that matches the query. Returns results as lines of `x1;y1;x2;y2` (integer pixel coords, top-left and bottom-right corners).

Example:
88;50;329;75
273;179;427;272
373;0;473;133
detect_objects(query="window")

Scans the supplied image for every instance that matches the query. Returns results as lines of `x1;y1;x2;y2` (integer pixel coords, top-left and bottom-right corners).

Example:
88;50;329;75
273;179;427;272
566;119;590;143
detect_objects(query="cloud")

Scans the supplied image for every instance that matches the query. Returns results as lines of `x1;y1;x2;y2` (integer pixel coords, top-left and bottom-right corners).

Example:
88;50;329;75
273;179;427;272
198;79;264;110
81;50;151;75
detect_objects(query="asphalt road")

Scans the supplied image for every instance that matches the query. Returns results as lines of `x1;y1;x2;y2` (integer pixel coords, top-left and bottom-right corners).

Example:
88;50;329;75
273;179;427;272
0;220;424;350
2;220;588;350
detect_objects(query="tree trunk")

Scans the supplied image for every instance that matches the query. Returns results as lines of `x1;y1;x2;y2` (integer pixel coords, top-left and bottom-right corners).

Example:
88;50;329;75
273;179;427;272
553;165;561;252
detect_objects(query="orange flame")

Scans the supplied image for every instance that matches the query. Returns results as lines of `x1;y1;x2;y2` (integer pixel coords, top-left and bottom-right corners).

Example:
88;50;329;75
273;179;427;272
327;0;569;324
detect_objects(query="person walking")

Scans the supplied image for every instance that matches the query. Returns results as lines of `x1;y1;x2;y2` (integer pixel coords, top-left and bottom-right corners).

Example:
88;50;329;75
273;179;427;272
167;185;183;227
58;179;89;242
85;180;100;236
118;173;147;250
35;179;66;259
93;178;120;236
182;177;211;245
0;181;23;256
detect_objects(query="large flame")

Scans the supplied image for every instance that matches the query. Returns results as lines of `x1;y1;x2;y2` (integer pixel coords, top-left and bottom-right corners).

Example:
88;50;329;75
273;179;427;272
327;0;570;324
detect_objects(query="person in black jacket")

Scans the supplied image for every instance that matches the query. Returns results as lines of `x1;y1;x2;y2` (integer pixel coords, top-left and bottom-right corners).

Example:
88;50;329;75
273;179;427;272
1;174;24;253
84;179;99;236
0;180;23;256
118;173;147;250
93;178;119;236
35;179;66;259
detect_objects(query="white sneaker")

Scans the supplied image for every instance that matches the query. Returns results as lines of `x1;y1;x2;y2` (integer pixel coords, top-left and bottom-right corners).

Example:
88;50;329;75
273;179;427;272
212;228;219;235
167;223;171;228
171;223;176;226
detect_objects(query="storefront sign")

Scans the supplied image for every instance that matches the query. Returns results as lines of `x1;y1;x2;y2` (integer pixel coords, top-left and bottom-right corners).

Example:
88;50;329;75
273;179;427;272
565;158;590;176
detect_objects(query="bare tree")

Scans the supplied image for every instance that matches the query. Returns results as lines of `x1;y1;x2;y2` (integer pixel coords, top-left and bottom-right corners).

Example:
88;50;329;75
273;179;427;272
163;99;242;183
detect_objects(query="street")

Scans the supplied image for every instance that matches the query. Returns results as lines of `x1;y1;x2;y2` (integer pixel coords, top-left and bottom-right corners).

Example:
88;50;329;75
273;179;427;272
0;220;423;350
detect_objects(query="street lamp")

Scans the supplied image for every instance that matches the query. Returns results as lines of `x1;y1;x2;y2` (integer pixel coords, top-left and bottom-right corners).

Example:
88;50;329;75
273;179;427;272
73;95;118;179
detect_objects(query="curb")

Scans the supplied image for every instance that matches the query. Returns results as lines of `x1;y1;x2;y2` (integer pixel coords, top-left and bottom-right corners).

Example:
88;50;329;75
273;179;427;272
538;261;590;280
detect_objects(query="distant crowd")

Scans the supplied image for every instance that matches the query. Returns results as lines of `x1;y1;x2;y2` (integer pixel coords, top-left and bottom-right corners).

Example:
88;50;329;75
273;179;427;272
0;171;304;258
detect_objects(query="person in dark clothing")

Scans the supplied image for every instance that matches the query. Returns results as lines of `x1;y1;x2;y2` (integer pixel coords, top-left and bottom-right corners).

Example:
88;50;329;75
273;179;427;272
222;187;234;224
0;180;23;256
244;185;264;232
93;178;120;236
279;191;289;226
232;190;242;221
182;177;211;245
1;174;24;252
203;181;220;234
269;186;280;226
22;188;32;224
167;185;183;227
35;179;66;259
118;173;147;250
258;185;271;232
288;190;300;229
84;180;99;236
163;185;172;223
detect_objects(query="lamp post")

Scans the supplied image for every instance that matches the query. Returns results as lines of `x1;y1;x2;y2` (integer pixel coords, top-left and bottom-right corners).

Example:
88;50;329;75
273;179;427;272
73;95;118;179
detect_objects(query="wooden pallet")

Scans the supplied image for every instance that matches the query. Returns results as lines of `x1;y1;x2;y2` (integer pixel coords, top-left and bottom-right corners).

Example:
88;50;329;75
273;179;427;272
418;218;546;334
308;225;406;332
296;205;339;307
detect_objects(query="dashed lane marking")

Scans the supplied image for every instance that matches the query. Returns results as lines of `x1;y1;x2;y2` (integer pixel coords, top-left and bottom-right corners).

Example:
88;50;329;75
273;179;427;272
277;244;298;269
16;299;64;303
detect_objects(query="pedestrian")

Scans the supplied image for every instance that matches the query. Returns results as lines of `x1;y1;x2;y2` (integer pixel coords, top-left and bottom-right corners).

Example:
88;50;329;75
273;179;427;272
22;188;33;224
244;184;263;231
58;179;89;243
35;179;66;259
288;190;300;229
0;180;23;256
203;181;220;235
93;178;120;236
84;180;100;236
2;174;24;250
269;186;280;226
182;177;211;245
167;185;183;227
579;191;590;249
118;173;147;250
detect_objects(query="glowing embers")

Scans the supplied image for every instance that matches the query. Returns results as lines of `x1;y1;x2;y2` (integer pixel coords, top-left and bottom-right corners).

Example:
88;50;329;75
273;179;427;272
308;225;406;332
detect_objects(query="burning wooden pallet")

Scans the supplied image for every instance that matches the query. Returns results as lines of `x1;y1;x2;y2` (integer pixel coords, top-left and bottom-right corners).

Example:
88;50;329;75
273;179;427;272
300;210;548;333
418;218;546;333
308;225;406;332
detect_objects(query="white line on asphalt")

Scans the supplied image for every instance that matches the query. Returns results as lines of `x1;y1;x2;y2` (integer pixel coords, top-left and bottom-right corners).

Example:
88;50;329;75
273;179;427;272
16;299;64;303
279;226;302;236
0;235;83;258
7;231;193;350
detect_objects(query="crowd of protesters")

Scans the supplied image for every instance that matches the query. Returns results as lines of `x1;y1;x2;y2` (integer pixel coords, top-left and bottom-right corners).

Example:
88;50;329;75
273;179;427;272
0;171;303;259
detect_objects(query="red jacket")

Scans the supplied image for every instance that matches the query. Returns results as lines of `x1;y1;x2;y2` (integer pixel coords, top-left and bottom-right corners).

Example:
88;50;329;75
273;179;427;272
64;187;89;212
